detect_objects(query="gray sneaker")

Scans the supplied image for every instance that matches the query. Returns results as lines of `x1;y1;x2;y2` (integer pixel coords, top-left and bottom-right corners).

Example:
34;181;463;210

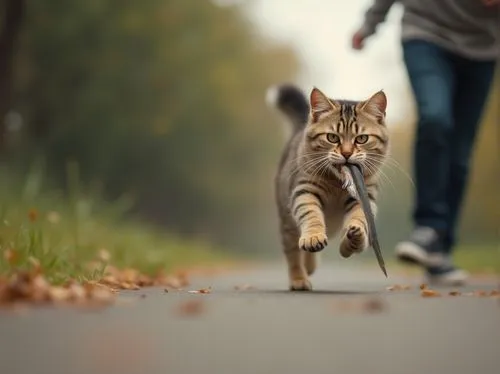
394;227;447;267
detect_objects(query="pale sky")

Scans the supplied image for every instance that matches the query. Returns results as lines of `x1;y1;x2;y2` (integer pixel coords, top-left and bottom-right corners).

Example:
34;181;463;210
242;0;415;127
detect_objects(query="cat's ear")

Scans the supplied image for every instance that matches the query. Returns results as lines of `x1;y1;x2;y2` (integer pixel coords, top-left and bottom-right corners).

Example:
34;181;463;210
360;90;387;123
309;87;337;122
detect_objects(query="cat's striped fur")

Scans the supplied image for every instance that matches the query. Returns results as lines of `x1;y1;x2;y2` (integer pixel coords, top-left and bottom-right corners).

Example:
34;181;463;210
268;84;389;291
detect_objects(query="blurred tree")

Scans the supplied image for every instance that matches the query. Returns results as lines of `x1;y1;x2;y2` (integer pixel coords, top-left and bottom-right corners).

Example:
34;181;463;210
0;0;24;152
9;0;300;252
463;70;499;241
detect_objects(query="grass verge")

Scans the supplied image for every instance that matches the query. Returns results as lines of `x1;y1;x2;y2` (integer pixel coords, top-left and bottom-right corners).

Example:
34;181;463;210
0;163;230;285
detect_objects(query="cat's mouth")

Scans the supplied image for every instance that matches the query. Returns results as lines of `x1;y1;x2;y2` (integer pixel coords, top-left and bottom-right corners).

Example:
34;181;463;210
334;162;357;172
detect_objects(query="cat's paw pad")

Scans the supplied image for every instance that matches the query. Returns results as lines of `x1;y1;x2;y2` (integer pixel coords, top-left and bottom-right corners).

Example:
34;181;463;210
289;278;313;291
299;233;328;252
339;223;369;258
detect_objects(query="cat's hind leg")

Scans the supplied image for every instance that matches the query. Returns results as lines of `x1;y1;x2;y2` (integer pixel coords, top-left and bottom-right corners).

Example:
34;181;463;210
280;222;312;291
304;252;319;276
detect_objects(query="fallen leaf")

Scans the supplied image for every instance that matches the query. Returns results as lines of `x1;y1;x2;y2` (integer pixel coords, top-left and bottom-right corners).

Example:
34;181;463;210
448;291;461;296
421;289;441;297
119;282;140;291
386;284;412;291
362;298;387;313
3;249;18;265
48;287;71;302
175;299;206;317
27;257;42;275
490;290;499;297
419;283;428;290
28;208;39;222
188;287;211;294
31;275;50;302
66;282;87;302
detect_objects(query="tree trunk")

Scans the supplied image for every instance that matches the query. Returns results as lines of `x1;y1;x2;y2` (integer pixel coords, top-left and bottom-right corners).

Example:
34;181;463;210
0;0;25;153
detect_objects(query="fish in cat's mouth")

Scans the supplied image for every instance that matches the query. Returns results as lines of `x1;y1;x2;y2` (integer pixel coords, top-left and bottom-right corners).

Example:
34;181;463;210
332;163;362;195
334;162;359;173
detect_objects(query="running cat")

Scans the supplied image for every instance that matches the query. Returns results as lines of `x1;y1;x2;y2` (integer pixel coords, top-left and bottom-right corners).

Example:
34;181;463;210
267;84;389;290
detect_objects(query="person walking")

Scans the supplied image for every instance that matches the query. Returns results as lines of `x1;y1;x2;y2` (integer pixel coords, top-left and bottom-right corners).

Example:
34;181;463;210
351;0;499;285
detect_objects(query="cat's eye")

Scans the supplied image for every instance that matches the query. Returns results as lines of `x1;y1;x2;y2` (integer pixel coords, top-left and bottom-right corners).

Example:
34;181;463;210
326;133;340;143
355;135;369;144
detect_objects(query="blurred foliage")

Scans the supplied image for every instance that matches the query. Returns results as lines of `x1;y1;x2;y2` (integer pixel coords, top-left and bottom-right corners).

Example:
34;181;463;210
3;0;299;253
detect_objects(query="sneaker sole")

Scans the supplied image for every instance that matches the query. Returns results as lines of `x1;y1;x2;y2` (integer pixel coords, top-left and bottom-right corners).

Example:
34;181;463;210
426;274;468;287
395;242;431;267
426;270;469;287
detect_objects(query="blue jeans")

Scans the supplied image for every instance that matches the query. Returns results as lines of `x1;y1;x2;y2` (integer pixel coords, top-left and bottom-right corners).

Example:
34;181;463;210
402;40;496;254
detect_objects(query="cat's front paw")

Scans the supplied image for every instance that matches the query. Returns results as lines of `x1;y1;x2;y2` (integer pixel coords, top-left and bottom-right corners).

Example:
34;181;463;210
299;232;328;252
339;223;369;258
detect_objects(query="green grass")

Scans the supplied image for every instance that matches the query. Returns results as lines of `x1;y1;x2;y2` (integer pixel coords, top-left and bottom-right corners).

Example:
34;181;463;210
454;244;500;274
0;162;228;284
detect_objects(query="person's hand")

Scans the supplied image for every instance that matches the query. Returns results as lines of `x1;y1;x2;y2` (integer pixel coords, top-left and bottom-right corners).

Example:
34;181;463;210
351;30;366;51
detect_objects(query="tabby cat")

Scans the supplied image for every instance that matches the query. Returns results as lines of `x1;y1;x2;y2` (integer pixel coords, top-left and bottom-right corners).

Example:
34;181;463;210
267;84;389;291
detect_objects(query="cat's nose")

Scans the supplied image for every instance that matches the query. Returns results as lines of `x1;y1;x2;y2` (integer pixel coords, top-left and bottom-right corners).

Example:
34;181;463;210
341;150;353;160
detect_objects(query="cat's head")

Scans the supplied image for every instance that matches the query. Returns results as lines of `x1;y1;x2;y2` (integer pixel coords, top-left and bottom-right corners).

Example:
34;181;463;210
303;87;389;178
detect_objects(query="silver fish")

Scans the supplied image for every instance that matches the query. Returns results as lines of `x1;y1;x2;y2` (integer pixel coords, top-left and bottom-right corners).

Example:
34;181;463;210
345;164;387;277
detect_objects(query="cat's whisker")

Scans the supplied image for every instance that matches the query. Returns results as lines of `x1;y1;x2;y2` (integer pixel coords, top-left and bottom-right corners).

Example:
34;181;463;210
311;159;331;180
286;155;326;179
318;160;331;180
287;152;329;165
365;153;415;187
363;159;396;191
306;157;331;178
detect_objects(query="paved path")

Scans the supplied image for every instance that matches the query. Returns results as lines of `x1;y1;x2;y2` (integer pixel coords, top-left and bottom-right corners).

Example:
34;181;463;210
1;263;499;374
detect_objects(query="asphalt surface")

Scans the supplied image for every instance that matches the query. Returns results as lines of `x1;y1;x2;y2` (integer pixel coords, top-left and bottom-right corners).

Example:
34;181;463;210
1;262;499;374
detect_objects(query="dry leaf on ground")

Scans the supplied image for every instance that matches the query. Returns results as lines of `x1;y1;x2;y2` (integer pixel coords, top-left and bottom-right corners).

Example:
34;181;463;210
28;208;39;222
188;287;212;294
331;297;388;314
3;249;18;265
386;284;412;291
362;298;387;313
474;290;488;297
421;289;441;297
175;299;206;317
0;269;116;308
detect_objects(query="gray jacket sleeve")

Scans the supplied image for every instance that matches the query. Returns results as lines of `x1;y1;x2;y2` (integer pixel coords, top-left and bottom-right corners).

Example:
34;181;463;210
359;0;397;38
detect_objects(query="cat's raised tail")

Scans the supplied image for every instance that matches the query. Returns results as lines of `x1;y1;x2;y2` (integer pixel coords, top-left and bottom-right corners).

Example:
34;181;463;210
265;84;309;133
